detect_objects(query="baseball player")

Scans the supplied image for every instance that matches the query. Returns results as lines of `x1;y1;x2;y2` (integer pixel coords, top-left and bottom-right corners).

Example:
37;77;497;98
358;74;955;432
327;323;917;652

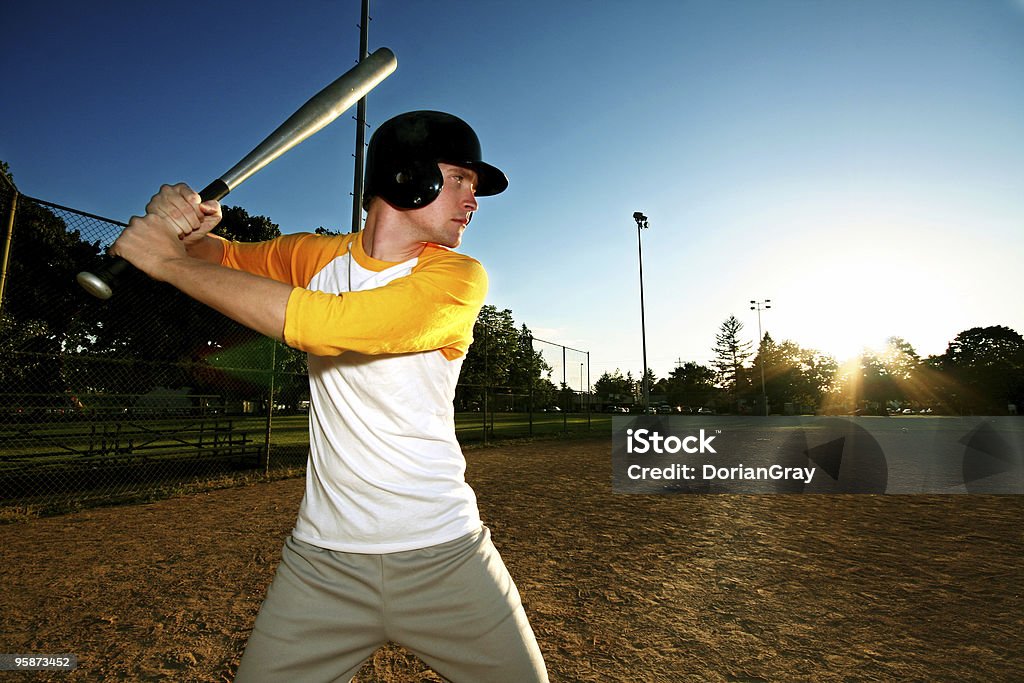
111;111;549;682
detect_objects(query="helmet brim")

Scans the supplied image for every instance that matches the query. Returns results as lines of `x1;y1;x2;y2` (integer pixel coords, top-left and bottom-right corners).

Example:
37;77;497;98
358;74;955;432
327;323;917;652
444;159;508;197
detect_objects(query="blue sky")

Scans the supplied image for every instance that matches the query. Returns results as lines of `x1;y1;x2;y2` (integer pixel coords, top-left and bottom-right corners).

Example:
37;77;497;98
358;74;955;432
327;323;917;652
3;0;1023;389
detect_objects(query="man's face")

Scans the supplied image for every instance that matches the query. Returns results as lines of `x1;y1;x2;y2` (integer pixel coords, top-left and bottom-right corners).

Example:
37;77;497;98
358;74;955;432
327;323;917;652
404;163;480;249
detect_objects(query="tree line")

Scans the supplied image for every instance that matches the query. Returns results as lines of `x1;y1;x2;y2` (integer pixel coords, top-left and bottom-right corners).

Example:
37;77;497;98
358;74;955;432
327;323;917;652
6;157;1017;417
594;315;1024;416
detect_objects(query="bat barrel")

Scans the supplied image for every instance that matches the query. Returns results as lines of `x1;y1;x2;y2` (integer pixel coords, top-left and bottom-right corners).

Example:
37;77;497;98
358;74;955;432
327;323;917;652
220;47;397;191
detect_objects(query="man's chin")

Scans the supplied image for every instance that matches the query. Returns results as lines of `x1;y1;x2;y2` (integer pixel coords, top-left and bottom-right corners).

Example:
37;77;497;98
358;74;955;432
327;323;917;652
428;236;462;249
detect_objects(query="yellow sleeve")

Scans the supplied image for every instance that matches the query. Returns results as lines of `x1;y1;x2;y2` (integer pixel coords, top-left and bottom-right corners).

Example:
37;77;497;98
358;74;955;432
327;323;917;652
219;232;352;287
284;246;487;359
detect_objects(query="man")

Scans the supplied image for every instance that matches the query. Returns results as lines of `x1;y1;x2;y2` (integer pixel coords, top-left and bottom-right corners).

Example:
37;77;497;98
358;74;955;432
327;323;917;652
111;111;548;682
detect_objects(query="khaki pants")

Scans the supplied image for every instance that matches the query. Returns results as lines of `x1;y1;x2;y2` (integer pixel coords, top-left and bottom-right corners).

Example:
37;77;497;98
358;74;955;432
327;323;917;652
235;526;548;683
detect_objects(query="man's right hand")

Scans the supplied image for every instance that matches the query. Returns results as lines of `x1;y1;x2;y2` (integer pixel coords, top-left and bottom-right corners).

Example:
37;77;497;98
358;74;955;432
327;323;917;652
109;183;222;280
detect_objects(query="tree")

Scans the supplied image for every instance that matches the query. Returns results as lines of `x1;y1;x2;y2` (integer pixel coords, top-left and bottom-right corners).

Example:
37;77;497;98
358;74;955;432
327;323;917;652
841;350;896;415
663;361;717;409
456;306;553;411
871;337;933;409
831;338;946;414
460;306;519;390
216;205;283;242
754;337;838;413
0;179;105;393
594;369;636;406
938;326;1024;414
0;192;103;341
792;347;839;410
507;323;554;409
712;315;753;411
878;337;921;381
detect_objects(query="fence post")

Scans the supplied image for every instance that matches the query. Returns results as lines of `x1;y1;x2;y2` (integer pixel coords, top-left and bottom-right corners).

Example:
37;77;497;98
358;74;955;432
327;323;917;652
587;350;592;431
527;334;534;437
0;187;18;317
262;341;276;475
562;344;568;434
481;322;488;444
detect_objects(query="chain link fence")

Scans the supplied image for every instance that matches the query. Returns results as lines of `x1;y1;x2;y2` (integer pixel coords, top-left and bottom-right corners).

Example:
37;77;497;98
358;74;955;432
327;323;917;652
0;176;594;516
456;332;593;442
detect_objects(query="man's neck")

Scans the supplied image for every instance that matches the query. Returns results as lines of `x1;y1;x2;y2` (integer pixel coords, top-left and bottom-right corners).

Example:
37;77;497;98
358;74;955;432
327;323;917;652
359;208;426;263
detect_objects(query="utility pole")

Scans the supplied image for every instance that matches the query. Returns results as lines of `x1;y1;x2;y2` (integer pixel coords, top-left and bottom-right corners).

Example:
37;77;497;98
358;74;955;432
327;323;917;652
350;0;371;233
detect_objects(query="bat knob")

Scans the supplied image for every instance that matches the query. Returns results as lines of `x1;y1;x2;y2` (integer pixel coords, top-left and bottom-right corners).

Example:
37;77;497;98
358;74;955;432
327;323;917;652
76;257;133;300
76;270;113;300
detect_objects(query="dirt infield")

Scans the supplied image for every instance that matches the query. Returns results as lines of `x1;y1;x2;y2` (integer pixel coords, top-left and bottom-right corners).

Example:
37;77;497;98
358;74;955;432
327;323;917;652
1;437;1022;682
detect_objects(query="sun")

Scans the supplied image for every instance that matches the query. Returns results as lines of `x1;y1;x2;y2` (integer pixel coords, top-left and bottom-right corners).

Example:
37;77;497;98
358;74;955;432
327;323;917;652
752;231;964;365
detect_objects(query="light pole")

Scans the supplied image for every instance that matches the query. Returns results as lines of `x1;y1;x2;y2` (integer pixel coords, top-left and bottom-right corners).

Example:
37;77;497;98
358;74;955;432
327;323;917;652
750;299;771;416
633;212;650;412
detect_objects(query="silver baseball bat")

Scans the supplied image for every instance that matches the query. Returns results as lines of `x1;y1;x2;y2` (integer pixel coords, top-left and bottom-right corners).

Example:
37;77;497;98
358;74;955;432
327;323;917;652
77;46;397;300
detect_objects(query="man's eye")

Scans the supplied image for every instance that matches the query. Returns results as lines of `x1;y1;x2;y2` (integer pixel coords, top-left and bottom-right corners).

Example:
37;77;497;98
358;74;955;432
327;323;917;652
447;174;476;193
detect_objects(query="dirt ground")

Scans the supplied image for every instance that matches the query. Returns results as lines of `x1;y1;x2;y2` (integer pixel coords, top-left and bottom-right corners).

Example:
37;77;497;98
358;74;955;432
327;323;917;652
1;437;1022;682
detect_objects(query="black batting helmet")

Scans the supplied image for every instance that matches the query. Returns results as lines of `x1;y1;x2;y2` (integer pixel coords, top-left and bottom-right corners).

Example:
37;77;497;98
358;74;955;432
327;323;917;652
363;110;508;209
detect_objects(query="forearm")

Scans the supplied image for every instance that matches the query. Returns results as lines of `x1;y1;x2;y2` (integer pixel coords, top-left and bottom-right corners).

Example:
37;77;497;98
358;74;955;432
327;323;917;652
159;256;292;341
110;184;290;340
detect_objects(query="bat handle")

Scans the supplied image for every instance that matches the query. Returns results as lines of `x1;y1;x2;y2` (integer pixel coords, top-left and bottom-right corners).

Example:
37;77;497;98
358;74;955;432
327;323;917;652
75;179;231;299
